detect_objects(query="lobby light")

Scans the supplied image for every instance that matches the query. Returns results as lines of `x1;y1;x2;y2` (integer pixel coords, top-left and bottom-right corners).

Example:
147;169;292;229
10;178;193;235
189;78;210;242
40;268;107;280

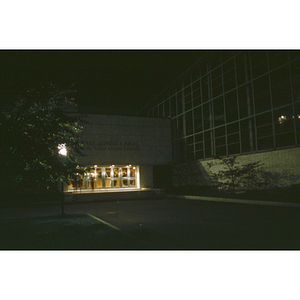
278;115;287;124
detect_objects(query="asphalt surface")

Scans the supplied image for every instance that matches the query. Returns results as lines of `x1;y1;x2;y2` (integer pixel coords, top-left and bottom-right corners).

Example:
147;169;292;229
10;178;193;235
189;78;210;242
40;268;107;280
1;197;300;249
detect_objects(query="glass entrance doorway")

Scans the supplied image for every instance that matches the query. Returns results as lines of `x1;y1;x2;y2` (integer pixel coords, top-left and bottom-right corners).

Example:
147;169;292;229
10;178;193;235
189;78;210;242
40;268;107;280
68;165;138;191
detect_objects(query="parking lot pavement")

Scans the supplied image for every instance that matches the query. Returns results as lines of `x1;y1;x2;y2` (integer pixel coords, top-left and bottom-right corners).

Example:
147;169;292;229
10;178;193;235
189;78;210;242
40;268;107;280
2;197;300;249
63;197;300;249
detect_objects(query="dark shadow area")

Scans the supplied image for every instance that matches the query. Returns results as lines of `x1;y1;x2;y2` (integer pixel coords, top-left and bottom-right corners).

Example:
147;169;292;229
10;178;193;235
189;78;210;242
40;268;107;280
1;198;300;250
0;214;150;250
0;192;64;207
163;160;300;204
166;183;300;204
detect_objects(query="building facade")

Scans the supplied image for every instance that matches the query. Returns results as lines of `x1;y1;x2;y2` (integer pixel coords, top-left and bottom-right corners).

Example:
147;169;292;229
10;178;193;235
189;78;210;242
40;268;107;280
68;114;172;191
137;50;300;187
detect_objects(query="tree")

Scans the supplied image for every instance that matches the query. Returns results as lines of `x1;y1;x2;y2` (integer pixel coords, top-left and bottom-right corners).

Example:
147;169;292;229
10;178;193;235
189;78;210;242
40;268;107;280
207;156;300;195
0;83;85;194
207;156;264;194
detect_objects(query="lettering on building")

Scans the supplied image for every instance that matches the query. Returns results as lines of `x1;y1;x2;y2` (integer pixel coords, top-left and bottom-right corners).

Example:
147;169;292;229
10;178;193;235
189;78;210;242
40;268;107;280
82;140;141;151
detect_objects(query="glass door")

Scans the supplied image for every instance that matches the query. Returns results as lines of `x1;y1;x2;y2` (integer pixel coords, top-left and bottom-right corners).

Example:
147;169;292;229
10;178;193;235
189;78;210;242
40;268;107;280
86;167;96;189
112;167;120;187
121;167;129;187
95;167;103;188
129;166;136;187
105;167;112;187
68;165;138;190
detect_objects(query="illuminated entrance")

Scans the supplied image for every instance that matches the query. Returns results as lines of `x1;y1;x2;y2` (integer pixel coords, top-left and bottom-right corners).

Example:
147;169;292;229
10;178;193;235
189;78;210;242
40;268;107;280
68;165;138;190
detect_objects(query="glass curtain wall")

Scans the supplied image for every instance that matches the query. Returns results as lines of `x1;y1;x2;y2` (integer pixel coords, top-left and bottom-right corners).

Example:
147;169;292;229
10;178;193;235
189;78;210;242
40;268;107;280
142;50;300;163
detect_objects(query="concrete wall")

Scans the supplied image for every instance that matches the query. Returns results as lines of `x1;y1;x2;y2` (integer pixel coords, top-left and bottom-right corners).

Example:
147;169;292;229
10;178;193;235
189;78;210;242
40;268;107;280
172;147;300;189
74;114;171;188
140;165;153;188
201;148;300;184
77;114;172;166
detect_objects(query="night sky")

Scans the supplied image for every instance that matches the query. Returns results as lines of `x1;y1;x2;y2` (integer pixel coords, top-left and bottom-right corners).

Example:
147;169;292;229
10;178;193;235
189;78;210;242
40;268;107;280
0;50;204;114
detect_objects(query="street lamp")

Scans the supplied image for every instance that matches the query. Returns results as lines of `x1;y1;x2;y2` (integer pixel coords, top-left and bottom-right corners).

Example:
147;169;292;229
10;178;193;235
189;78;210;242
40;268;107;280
58;143;67;156
58;143;67;217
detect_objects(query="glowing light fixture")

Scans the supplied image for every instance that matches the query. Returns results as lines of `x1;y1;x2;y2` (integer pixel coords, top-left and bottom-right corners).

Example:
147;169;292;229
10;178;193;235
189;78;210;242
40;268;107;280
58;143;67;156
278;115;287;124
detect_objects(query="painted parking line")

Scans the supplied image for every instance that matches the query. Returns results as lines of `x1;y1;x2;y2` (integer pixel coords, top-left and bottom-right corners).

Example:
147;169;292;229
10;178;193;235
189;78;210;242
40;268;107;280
85;213;121;231
85;213;153;248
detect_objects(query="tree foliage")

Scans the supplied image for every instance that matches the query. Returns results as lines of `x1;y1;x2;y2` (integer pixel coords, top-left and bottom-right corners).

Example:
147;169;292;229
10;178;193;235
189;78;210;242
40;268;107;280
207;156;300;194
207;156;265;194
0;83;85;193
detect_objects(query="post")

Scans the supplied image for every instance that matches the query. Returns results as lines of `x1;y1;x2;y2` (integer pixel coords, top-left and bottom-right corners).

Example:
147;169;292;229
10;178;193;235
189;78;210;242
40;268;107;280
58;143;67;217
61;181;65;216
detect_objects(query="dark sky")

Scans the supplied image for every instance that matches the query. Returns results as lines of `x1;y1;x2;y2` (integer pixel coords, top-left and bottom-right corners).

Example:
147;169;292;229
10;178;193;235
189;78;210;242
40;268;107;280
0;50;204;114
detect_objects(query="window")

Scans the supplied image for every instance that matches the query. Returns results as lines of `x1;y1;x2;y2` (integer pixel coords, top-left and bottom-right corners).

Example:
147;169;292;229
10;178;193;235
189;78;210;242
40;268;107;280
221;51;234;63
212;75;223;97
177;93;184;114
204;130;214;158
225;91;238;122
294;101;300;145
185;111;193;135
270;67;292;108
235;52;250;86
228;143;240;155
251;51;267;68
251;51;268;78
170;96;177;117
268;51;288;70
68;166;138;190
238;84;253;119
257;136;274;151
194;106;203;133
213;96;225;126
215;126;226;138
201;77;210;103
240;118;254;153
223;69;236;92
227;122;239;135
273;105;295;148
164;99;170;117
256;112;272;127
203;103;213;130
253;75;271;114
178;115;184;138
